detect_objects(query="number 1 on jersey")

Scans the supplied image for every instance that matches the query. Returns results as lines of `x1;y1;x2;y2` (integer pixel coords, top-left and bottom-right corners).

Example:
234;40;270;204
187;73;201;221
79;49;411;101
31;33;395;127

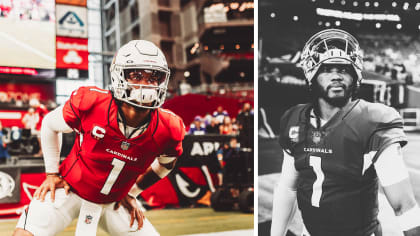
309;156;324;207
100;158;126;195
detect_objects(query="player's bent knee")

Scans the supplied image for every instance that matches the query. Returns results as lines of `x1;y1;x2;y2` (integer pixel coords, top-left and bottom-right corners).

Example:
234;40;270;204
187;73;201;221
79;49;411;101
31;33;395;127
13;228;34;236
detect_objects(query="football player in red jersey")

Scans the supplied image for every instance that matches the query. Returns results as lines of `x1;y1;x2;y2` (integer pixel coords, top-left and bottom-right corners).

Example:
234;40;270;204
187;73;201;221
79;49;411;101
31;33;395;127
14;40;185;236
271;29;420;236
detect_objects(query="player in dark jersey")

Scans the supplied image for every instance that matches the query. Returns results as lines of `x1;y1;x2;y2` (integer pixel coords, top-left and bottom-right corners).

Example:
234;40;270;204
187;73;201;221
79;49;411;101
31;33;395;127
14;40;185;236
271;29;420;236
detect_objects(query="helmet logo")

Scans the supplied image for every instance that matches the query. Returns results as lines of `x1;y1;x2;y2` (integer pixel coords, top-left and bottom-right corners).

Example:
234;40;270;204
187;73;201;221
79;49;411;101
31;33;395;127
289;126;299;143
123;53;131;57
127;60;134;63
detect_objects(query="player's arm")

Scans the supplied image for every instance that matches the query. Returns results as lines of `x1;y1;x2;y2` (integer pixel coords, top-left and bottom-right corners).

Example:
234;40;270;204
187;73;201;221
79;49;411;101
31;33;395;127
374;143;420;236
127;155;177;198
271;150;299;236
34;105;73;201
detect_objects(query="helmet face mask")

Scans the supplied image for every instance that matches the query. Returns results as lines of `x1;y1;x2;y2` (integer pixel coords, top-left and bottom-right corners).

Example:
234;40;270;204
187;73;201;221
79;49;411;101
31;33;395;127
300;29;363;86
110;40;170;109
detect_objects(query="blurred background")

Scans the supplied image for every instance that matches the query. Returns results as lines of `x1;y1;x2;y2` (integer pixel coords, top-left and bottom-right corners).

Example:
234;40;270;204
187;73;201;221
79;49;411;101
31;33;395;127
0;0;254;235
258;0;420;235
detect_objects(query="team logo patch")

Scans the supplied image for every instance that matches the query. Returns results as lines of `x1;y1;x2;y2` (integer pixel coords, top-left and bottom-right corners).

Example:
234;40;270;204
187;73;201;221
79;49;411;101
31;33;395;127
121;141;131;150
85;215;93;224
289;126;299;143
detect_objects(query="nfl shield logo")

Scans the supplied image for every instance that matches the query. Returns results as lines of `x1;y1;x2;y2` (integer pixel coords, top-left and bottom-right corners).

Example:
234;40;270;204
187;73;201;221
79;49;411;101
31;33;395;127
312;131;322;144
85;215;93;224
121;141;130;150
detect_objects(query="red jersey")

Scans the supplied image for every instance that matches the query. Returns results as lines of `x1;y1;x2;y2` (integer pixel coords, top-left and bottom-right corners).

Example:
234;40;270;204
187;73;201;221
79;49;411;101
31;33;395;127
60;86;185;204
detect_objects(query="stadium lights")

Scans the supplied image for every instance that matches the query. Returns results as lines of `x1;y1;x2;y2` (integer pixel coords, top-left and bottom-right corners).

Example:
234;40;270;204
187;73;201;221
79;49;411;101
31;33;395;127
251;43;254;49
235;44;241;50
416;3;420;10
365;2;370;7
335;20;341;26
220;45;225;50
325;22;331;27
270;12;276;18
318;21;323;26
293;15;299;21
330;0;334;4
184;71;190;78
316;8;401;21
353;1;358;7
373;2;379;7
403;2;409;10
418;25;420;30
239;72;246;78
204;45;208;51
396;23;402;29
311;0;316;2
376;22;381;28
392;2;397;7
341;0;346;5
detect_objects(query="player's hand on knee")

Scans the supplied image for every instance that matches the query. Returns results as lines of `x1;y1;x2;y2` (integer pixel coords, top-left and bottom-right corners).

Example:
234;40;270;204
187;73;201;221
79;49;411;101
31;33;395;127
34;174;70;202
114;195;145;231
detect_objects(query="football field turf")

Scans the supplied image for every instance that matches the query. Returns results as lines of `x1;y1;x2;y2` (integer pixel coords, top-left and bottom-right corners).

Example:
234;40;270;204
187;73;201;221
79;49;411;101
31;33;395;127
0;208;253;236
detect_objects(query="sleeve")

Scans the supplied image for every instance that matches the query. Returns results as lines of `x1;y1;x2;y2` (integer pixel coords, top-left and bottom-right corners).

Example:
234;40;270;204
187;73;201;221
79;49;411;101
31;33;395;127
278;109;293;155
164;116;186;157
369;106;408;163
62;87;98;131
374;143;409;187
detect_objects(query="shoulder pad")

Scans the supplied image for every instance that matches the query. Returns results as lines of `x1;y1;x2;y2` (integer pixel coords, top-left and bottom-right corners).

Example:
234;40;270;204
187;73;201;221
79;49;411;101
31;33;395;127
280;104;310;128
70;86;110;112
158;108;186;141
359;100;402;125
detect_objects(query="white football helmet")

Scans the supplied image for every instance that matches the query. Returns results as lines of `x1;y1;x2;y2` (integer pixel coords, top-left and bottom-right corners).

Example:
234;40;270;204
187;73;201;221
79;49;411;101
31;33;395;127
109;40;170;109
300;29;363;85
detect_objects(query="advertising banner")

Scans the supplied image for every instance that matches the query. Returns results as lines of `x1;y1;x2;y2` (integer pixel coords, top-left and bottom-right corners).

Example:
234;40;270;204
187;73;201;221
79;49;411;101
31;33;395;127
56;0;87;7
0;0;55;69
56;4;88;38
56;36;88;70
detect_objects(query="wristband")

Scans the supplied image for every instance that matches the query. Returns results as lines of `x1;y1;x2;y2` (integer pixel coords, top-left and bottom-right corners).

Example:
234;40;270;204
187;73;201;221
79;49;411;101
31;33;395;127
128;184;143;198
396;205;420;231
151;159;171;178
46;173;60;176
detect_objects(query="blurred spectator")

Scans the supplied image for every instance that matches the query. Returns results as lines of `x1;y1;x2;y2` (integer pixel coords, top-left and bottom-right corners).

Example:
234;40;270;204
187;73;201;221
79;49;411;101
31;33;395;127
0;121;10;164
205;117;220;134
219;116;235;135
21;107;39;131
216;137;241;187
203;113;213;126
231;117;239;134
29;98;48;156
188;116;206;135
213;106;229;124
179;79;192;95
236;102;254;148
29;98;49;132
